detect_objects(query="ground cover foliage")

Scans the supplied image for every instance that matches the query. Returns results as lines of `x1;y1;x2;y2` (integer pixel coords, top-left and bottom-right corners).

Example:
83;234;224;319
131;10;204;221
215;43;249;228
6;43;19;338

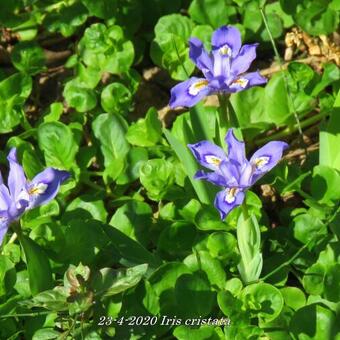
0;0;339;339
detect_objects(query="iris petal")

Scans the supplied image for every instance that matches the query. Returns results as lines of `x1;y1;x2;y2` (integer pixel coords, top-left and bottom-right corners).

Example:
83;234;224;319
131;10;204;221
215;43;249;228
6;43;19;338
249;141;288;184
231;43;258;76
0;210;9;246
169;77;211;108
188;141;227;171
228;71;267;92
211;26;242;57
28;168;70;209
7;148;27;202
214;188;245;220
225;129;247;166
194;170;227;187
189;37;213;79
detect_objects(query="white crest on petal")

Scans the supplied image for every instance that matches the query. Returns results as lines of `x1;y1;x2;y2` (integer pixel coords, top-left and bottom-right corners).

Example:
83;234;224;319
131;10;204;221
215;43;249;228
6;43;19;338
188;80;209;96
230;78;249;88
28;183;48;196
224;187;239;204
205;155;222;166
254;156;270;169
219;44;232;57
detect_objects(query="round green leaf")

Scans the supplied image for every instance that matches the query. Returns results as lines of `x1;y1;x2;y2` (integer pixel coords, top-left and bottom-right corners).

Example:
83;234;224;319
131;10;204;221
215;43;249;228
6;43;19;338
11;42;46;75
101;82;132;114
241;282;284;322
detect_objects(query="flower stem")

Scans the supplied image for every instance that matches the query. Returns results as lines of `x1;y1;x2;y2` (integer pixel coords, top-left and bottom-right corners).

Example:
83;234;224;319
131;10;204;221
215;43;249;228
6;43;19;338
255;109;330;145
8;233;18;244
259;5;304;145
217;93;230;130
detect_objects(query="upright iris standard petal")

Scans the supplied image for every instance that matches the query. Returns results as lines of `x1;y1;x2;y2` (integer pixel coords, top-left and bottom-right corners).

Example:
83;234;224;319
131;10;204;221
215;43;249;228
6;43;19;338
7;148;27;202
169;77;211;108
28;168;70;209
188;141;226;171
230;43;259;76
211;26;242;57
214;188;245;220
212;50;231;79
189;38;213;79
225;129;246;166
249;141;289;184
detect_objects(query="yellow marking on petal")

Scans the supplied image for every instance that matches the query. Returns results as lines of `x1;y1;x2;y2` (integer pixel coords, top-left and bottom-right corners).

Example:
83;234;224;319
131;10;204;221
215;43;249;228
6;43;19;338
188;80;209;96
225;187;239;204
28;183;48;195
254;156;270;169
205;155;222;166
232;78;249;88
219;45;232;56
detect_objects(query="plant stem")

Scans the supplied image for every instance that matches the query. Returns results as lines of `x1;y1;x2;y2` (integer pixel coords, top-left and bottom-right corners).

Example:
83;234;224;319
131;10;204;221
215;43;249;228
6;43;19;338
255;109;330;145
217;93;230;130
8;233;17;244
259;4;305;149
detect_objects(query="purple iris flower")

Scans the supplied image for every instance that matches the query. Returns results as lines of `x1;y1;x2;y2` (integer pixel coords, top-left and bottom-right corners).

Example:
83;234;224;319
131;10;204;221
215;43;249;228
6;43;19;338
0;148;70;245
170;25;267;108
188;129;288;219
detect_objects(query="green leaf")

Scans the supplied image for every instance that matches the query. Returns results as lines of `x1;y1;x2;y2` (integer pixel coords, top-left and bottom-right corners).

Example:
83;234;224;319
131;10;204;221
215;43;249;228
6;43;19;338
241;282;284;322
0;255;15;297
311;165;340;205
66;195;108;223
81;0;118;19
195;204;228;231
79;23;134;74
19;234;53;295
91;264;148;297
139;158;175;201
293;213;327;246
109;200;152;246
207;231;237;260
174;272;215;318
150;14;195;80
183;251;226;289
295;1;339;36
38;121;78;170
280;287;306;311
0;73;32;133
101;82;132;114
11;42;46;75
303;263;325;295
116;147;148;185
188;0;237;28
92;113;130;168
61;219;108;265
126;108;162;147
319;90;340;170
173;325;219;340
27;287;69;311
324;263;340;303
158;222;197;259
290;304;336;339
32;328;61;340
63;79;97;112
100;223;161;269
